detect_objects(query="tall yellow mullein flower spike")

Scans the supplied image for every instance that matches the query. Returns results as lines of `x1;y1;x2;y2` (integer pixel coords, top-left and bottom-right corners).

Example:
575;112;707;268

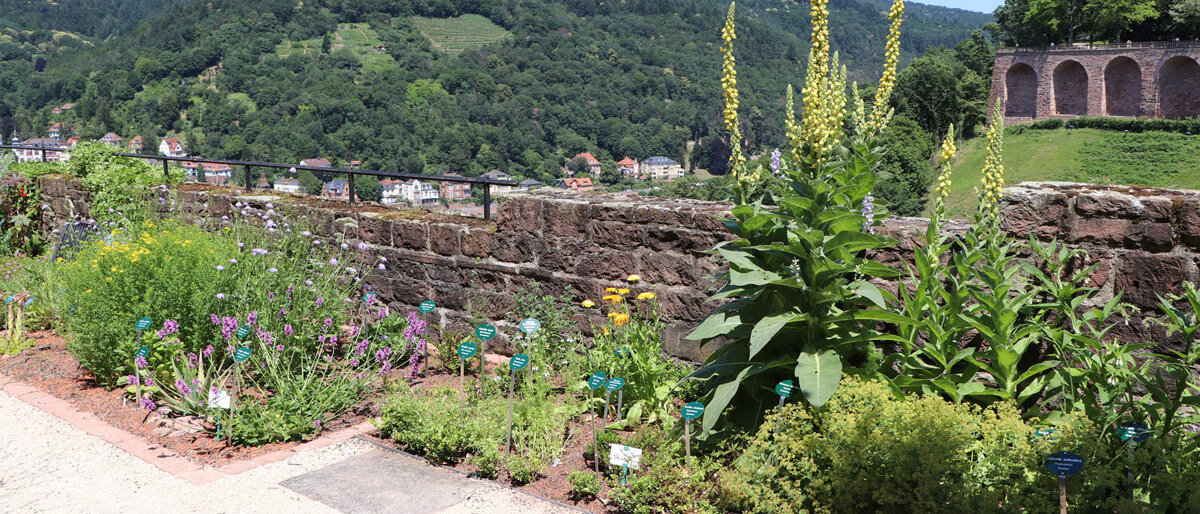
871;0;905;134
785;84;802;165
721;3;747;183
801;0;847;166
933;124;956;211
978;104;1006;217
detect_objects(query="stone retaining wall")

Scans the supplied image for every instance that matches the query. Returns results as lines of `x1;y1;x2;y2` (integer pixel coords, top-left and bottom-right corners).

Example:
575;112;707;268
35;177;1200;359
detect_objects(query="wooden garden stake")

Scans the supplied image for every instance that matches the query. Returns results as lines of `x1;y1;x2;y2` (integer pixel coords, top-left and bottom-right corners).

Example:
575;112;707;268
587;371;607;475
1059;476;1067;514
1045;451;1083;514
505;354;530;455
456;342;477;414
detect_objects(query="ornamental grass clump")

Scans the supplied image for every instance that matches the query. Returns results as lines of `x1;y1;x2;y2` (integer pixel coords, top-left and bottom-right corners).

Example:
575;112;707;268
686;0;906;436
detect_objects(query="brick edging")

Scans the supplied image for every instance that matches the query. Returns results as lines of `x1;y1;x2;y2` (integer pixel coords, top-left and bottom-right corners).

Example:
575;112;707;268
0;373;375;485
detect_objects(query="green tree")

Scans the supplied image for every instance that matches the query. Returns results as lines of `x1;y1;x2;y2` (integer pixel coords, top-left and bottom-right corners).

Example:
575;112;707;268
892;53;961;139
598;160;622;185
355;175;381;202
875;115;934;216
298;169;322;195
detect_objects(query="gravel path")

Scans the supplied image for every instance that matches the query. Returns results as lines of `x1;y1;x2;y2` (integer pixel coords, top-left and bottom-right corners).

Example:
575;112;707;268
0;389;575;513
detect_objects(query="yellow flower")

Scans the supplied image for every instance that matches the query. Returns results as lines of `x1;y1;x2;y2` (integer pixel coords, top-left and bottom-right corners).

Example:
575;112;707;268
613;313;630;326
84;289;92;294
603;327;611;335
637;292;656;301
602;294;624;304
55;257;63;263
608;311;620;319
105;277;113;281
605;287;618;293
626;274;641;283
581;299;596;308
617;288;630;295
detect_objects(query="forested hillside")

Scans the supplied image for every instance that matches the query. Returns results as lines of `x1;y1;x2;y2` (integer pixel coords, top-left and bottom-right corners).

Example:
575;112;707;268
0;0;991;184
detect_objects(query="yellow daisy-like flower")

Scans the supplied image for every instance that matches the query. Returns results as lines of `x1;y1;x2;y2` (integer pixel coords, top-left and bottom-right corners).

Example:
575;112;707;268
608;311;620;319
581;299;596;308
602;294;624;304
637;292;656;301
605;287;618;293
603;327;611;335
626;274;641;283
613;313;630;326
617;288;630;295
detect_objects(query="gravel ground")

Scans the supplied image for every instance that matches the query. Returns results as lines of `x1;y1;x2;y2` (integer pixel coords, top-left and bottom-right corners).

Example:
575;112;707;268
0;389;575;514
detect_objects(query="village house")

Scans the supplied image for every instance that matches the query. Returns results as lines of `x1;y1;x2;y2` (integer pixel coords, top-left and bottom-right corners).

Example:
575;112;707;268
300;158;332;168
571;152;602;177
440;173;471;202
48;123;62;141
273;177;302;194
482;169;515;195
100;133;124;146
126;136;144;152
11;137;70;163
642;156;684;182
159;138;186;157
402;179;440;205
322;179;358;202
182;161;234;184
617;157;640;178
51;103;74;115
556;177;595;191
65;136;80;147
380;179;404;205
519;178;542;190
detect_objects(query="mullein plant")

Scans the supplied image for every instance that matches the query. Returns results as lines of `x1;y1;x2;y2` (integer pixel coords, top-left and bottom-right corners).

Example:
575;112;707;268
687;0;907;437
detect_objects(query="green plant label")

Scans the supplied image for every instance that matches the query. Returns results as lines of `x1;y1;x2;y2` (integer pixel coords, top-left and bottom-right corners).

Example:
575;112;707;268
775;379;795;398
518;318;541;334
23;296;34;307
362;292;377;304
605;377;626;391
237;325;250;339
457;341;478;359
234;346;252;362
1119;422;1151;443
1045;451;1084;477
681;401;705;420
5;295;13;304
1034;427;1058;441
475;324;496;340
418;300;436;313
135;317;152;330
509;353;530;370
587;371;607;390
614;347;630;358
134;346;150;359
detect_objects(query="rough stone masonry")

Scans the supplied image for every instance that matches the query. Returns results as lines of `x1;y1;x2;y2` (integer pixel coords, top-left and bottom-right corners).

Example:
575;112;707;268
35;177;1200;360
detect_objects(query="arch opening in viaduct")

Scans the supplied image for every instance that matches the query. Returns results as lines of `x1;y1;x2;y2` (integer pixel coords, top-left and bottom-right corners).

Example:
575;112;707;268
1160;56;1200;119
1053;60;1088;116
1005;63;1038;117
1104;57;1141;117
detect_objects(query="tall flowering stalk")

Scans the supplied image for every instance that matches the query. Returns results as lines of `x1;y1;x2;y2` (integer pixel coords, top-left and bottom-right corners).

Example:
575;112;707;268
720;3;748;195
977;103;1006;220
868;0;905;136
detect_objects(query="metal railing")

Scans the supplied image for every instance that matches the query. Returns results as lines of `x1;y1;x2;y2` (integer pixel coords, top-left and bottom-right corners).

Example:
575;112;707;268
997;40;1200;54
0;143;517;219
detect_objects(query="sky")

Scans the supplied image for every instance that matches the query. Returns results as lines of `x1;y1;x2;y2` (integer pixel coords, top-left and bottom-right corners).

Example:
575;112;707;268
917;0;1003;14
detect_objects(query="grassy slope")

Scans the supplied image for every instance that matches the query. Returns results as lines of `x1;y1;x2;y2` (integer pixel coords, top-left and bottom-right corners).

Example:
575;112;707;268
274;23;395;71
411;14;511;57
939;128;1200;218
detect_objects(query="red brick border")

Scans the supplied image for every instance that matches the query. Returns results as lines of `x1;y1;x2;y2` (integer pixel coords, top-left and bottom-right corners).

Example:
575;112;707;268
0;373;375;485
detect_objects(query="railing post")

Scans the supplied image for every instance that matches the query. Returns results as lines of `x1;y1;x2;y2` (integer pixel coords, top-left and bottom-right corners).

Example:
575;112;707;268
483;182;492;220
348;172;355;205
162;159;169;179
40;148;46;162
244;165;251;190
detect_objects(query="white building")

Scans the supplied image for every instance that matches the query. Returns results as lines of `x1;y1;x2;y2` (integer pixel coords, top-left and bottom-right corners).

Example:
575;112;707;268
274;178;302;194
12;138;70;163
160;138;186;158
642;156;684;182
380;179;404;205
401;179;439;205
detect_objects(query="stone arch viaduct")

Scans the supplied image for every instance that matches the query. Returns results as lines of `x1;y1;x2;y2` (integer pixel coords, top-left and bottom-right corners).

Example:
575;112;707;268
990;42;1200;124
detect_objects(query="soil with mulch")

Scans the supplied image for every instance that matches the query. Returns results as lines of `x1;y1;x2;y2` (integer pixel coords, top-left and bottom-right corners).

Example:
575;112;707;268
0;330;371;467
1;330;611;511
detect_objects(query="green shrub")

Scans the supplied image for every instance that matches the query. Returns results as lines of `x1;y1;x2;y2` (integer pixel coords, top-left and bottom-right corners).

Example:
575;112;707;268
608;426;723;514
1024;116;1200;134
568;470;600;500
720;378;1092;514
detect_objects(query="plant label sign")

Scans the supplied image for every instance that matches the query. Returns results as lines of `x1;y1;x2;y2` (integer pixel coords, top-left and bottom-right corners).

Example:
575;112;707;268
776;380;795;398
134;346;150;359
4;295;13;304
1035;427;1058;441
681;402;705;420
475;324;496;340
587;371;607;390
135;317;153;331
605;377;626;392
609;444;643;470
509;353;530;370
1046;451;1084;477
518;318;541;334
614;347;630;359
236;325;251;339
457;341;478;359
362;292;377;305
234;346;252;362
418;300;436;313
23;296;34;307
1119;422;1151;443
208;389;231;409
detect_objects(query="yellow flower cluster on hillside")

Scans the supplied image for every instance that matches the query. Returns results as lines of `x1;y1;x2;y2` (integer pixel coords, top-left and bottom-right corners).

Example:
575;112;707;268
978;105;1006;217
720;3;748;185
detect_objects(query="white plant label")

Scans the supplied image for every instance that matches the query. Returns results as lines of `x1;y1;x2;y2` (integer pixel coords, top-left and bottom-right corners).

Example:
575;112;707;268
208;390;231;409
609;444;643;470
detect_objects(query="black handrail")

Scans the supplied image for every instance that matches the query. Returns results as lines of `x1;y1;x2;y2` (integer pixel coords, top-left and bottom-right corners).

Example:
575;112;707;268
1;143;516;219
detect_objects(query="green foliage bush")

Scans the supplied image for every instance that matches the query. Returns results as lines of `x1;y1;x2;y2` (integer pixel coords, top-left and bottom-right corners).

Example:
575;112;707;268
608;426;724;514
567;470;600;500
1025;116;1200;134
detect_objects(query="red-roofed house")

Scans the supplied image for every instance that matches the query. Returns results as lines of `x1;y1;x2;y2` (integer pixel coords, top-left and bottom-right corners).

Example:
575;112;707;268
127;135;144;152
300;158;332;168
65;136;80;148
572;152;602;177
160;138;186;157
556;177;595;191
48;123;62;141
100;133;124;146
440;173;471;202
616;157;640;177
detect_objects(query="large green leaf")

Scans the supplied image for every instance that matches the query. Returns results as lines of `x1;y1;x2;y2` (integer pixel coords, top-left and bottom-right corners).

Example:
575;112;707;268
748;312;796;359
794;350;842;407
686;310;743;341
